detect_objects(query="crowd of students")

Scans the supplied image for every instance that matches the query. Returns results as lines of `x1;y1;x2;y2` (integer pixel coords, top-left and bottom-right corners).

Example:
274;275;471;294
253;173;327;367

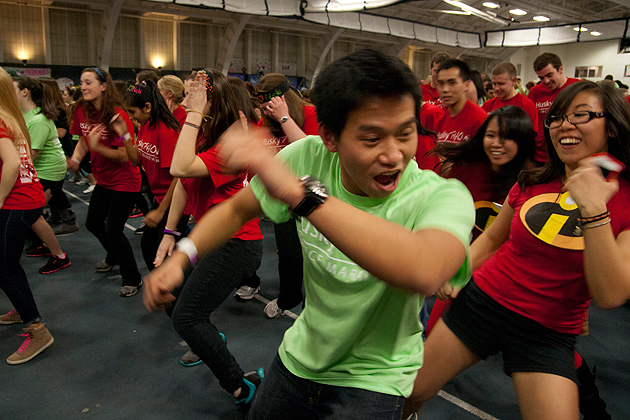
1;46;629;420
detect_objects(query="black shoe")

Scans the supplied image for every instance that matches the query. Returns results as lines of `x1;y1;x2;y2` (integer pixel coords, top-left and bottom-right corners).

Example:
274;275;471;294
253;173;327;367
577;360;612;420
27;244;52;258
39;254;71;274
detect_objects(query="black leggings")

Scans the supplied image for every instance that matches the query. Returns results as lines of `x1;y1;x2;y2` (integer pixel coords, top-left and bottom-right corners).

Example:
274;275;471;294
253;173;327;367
140;199;190;271
85;185;141;287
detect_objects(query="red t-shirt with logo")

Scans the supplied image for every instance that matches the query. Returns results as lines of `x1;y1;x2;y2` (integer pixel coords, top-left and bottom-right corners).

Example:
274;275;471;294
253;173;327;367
173;106;186;127
258;105;318;154
420;83;443;108
482;93;538;132
416;102;444;171
70;106;141;192
474;179;630;334
528;78;580;163
0;121;45;210
137;121;179;203
180;147;262;241
431;101;487;144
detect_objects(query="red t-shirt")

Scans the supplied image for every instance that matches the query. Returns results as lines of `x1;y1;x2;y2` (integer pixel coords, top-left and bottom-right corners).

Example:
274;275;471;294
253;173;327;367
432;101;487;144
482;93;538;132
625;95;630;108
0;122;45;210
447;161;506;240
70;106;141;192
474;179;630;334
528;78;580;163
180;147;262;241
173;106;186;127
258;105;318;154
416;103;444;171
137;121;179;203
420;83;443;108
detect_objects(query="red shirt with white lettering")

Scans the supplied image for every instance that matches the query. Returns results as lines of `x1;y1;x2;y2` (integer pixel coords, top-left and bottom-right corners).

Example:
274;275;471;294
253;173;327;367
420;83;444;108
416;103;444;171
528;78;580;163
482;93;538;132
180;147;262;241
137;121;179;203
70;106;141;192
431;101;487;144
0;121;45;210
258;105;318;154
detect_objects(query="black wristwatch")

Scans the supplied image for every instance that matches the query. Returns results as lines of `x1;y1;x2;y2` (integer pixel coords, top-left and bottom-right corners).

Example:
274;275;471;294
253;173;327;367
291;175;329;218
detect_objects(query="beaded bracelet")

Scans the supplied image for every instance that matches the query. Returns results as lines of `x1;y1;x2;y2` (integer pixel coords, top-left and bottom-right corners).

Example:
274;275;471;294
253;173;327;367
185;109;212;121
578;211;610;224
184;122;201;130
581;218;611;230
164;228;182;237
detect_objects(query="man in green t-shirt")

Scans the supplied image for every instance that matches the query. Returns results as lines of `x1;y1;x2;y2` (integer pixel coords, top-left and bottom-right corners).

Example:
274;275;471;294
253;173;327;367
143;49;474;418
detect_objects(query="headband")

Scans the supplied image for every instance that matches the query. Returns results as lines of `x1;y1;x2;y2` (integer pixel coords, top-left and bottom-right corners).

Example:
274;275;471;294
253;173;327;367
92;67;105;81
197;70;214;93
257;81;290;103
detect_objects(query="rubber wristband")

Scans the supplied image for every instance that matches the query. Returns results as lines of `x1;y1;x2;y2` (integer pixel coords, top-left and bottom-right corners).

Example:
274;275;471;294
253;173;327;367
184;122;201;130
121;132;131;143
70;157;80;165
164;228;181;237
175;237;198;266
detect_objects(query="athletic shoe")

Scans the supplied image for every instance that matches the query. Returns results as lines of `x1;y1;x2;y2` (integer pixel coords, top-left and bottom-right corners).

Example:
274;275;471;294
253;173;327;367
83;184;95;194
406;414;418;420
26;244;52;258
263;299;284;319
6;323;54;365
234;286;260;301
128;206;143;219
134;224;146;235
0;309;22;325
39;254;71;274
180;333;226;367
119;282;142;297
235;368;265;406
95;260;114;272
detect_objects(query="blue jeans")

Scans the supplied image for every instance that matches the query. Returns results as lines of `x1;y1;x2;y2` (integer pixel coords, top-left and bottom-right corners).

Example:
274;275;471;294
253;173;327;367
0;207;44;323
247;354;405;420
170;238;263;395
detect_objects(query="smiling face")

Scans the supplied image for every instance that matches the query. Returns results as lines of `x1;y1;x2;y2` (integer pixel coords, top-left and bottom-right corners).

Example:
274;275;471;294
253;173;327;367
321;94;418;198
535;64;566;91
483;117;519;172
492;72;517;101
126;104;151;126
549;91;608;174
80;71;106;104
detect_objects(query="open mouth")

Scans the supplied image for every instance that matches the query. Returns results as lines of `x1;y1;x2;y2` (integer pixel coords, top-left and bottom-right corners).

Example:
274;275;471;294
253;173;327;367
374;171;400;188
559;137;581;145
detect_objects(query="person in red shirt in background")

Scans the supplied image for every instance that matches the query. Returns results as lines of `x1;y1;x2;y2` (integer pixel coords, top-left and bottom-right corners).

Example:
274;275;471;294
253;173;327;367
528;53;579;165
427;59;487;145
158;75;187;126
250;74;318;319
483;62;538;131
420;51;451;108
0;67;53;365
415;102;443;171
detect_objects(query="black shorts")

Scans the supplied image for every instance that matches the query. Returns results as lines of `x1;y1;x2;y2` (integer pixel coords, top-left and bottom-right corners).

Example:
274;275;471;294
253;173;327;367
39;178;64;196
442;279;577;383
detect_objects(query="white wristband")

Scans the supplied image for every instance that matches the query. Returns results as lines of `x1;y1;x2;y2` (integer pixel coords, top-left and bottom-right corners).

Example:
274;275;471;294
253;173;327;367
174;237;198;266
121;132;132;143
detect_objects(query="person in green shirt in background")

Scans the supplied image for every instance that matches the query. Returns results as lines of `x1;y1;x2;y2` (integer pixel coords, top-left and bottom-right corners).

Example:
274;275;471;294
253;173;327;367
143;49;474;418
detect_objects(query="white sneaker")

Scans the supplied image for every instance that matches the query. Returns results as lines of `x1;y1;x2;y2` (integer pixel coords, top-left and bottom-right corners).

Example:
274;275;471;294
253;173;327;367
264;299;284;319
83;184;95;194
234;286;260;300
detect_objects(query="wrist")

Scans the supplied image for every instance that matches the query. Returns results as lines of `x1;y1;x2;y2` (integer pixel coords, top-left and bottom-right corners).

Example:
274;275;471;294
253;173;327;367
579;203;608;218
174;237;198;266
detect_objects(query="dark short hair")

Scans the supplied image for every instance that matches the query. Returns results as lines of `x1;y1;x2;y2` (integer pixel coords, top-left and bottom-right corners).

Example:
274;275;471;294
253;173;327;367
311;49;422;140
437;59;471;82
533;53;562;72
492;62;517;79
430;51;452;68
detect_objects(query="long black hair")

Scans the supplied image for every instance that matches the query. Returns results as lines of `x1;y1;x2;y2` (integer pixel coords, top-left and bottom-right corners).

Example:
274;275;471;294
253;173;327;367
123;80;180;132
519;81;630;187
436;106;535;197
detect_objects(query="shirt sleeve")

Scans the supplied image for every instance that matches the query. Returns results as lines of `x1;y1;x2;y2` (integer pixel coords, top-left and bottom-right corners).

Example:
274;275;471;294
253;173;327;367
197;147;245;189
28;117;51;150
301;106;319;136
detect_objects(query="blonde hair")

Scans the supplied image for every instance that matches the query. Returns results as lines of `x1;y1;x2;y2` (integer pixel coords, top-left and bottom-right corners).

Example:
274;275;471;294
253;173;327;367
158;75;185;105
0;67;31;152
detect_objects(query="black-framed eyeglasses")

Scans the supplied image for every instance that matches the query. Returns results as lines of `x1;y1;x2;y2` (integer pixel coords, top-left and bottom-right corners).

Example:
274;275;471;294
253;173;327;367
543;111;606;129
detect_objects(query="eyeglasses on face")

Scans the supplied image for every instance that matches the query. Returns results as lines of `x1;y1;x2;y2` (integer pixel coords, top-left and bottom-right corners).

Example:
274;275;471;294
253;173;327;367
543;111;606;129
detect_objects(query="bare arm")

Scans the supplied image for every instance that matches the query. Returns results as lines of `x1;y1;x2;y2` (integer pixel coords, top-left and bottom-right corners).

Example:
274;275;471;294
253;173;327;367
68;136;89;172
84;125;129;163
144;177;178;228
263;95;307;143
31;149;40;160
0;137;21;209
153;180;188;267
470;196;513;271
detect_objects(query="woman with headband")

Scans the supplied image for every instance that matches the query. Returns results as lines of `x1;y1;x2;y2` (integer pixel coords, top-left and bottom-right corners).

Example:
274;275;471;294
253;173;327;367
153;69;264;406
250;73;318;318
68;67;142;297
0;67;54;364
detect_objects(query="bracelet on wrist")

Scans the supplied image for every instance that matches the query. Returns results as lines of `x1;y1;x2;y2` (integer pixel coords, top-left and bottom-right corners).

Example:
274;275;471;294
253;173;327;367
121;132;132;143
174;237;198;266
70;157;80;164
186;109;212;121
577;210;609;223
164;228;182;237
581;218;612;230
184;121;201;130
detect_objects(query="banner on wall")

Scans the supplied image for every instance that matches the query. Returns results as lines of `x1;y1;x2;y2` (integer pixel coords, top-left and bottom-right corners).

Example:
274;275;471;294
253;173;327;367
20;68;52;78
278;62;297;76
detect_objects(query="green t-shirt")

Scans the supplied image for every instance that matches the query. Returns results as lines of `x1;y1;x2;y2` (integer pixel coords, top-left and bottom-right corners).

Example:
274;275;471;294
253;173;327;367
23;107;66;181
250;136;474;397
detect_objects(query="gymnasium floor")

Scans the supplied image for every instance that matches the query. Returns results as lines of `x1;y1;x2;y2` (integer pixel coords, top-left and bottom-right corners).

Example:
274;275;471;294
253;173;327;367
1;180;628;420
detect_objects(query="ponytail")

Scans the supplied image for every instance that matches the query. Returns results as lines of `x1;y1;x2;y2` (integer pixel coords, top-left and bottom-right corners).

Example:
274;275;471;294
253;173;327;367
124;80;180;132
16;77;59;121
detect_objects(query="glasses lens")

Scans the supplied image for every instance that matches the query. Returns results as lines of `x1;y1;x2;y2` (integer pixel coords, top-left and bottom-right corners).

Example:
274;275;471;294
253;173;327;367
569;112;590;124
545;116;563;128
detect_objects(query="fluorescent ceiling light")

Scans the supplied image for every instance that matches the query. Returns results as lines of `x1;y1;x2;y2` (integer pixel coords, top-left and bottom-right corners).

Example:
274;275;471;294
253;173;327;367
533;16;549;22
442;10;472;14
590;31;602;36
443;0;509;25
573;27;588;31
482;2;500;8
509;9;527;15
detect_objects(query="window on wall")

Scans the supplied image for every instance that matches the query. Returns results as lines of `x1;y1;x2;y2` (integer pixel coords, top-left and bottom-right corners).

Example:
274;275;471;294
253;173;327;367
575;66;602;78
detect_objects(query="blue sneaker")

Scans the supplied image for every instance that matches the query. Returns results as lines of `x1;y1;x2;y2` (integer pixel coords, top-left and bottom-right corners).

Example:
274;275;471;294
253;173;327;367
235;368;264;406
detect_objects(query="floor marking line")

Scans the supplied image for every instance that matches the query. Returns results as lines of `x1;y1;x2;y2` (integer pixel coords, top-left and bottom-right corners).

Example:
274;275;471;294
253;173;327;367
437;390;501;420
64;188;138;232
253;294;299;319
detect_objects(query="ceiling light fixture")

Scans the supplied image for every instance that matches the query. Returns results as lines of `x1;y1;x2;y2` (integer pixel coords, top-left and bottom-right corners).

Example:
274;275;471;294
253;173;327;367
533;16;549;22
573;27;588;32
509;9;527;16
443;0;509;25
590;31;602;36
482;2;499;8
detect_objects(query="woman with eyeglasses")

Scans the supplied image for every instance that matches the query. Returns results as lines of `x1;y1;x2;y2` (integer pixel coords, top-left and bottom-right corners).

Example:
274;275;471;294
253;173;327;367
404;81;630;420
68;67;142;297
